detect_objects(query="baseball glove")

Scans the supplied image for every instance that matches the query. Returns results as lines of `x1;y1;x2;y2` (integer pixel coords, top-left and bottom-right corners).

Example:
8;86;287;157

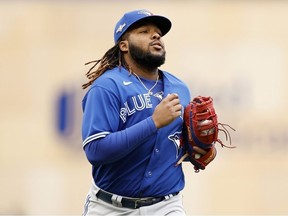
177;96;235;172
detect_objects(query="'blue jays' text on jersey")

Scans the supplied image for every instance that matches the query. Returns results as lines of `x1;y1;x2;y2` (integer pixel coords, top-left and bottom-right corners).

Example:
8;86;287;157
82;66;191;198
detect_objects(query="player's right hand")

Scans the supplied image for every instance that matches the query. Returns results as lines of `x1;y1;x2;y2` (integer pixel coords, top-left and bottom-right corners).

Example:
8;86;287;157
152;93;182;129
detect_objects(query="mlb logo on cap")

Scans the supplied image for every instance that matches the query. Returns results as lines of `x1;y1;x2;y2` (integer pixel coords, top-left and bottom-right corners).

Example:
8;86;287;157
114;9;172;43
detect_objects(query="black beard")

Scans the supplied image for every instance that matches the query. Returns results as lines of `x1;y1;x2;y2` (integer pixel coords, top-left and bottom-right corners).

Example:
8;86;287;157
129;43;166;69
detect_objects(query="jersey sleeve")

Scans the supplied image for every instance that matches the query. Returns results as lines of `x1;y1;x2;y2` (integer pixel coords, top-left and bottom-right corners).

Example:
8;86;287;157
82;84;158;166
84;116;157;166
82;85;120;148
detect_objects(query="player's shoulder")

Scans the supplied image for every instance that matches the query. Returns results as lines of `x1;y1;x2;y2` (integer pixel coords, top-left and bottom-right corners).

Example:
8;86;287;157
162;70;191;102
82;67;128;107
161;70;187;86
90;67;130;87
83;66;132;100
95;67;129;81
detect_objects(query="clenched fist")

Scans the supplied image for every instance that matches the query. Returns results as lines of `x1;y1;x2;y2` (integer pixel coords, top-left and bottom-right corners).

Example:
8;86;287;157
152;93;182;129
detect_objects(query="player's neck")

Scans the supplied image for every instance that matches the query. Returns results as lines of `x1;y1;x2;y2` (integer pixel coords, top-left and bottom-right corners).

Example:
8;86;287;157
126;59;159;80
132;68;158;80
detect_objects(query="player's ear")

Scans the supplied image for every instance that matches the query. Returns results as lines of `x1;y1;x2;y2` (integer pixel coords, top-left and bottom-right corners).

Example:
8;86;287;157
119;40;128;52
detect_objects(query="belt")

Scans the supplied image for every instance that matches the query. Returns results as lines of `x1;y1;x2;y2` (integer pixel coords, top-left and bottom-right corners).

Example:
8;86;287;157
96;189;179;209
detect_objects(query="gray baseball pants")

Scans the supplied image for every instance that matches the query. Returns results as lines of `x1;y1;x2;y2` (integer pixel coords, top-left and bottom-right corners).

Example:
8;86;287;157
82;182;186;216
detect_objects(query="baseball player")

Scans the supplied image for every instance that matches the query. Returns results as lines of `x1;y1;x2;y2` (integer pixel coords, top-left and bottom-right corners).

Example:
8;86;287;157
81;9;191;216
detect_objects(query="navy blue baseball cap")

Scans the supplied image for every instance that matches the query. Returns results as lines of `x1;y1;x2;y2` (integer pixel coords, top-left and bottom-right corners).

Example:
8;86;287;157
114;9;172;43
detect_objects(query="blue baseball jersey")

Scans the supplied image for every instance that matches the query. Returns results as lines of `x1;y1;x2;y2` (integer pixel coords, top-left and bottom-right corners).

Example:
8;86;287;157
82;66;191;198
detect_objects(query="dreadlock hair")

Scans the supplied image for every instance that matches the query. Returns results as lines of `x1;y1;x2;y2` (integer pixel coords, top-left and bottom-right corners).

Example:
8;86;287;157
82;43;125;89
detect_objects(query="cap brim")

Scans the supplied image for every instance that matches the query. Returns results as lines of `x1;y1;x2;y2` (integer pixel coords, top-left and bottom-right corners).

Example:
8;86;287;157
128;15;172;37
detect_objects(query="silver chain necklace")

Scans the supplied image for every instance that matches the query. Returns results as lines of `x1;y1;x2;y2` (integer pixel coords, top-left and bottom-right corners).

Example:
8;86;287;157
133;72;159;95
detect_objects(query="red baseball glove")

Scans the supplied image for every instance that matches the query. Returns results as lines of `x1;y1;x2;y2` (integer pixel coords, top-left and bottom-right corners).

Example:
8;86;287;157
177;96;235;172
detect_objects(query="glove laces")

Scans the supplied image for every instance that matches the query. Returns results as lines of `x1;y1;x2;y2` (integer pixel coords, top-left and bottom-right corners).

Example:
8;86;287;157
216;123;236;148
